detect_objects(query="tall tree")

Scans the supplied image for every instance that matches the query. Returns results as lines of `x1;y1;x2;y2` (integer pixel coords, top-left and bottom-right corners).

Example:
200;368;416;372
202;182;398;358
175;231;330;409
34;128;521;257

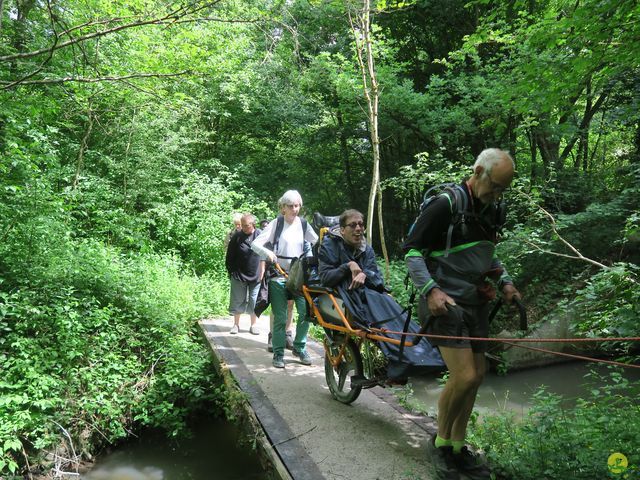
346;0;389;273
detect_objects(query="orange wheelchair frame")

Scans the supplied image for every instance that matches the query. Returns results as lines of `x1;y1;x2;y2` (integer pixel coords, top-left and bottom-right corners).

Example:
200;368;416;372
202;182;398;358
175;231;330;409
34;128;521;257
300;282;527;404
301;281;426;404
272;236;429;404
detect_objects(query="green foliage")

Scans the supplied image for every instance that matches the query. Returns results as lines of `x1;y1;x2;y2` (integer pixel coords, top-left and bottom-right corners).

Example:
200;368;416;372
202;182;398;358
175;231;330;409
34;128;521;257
383;152;470;214
0;147;230;475
0;235;228;475
390;383;433;417
470;370;640;480
496;183;640;333
149;172;242;276
563;263;640;355
623;211;640;245
382;258;412;308
1;0;640;475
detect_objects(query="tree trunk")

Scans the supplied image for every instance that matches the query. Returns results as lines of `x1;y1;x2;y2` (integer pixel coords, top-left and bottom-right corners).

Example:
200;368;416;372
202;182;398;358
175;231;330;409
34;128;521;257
73;108;94;190
10;0;37;72
581;130;589;172
14;0;36;46
348;0;389;280
123;109;137;208
361;4;379;243
376;184;389;280
580;81;592;172
633;122;640;165
559;81;609;165
534;128;558;178
507;114;517;161
337;111;355;205
528;129;538;182
0;0;5;32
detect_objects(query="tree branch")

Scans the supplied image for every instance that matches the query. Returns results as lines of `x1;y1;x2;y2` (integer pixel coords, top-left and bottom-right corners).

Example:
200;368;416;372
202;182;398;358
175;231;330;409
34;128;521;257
72;106;94;190
161;16;260;25
520;191;610;270
1;0;59;89
522;238;609;269
0;0;222;63
559;88;610;162
0;71;190;87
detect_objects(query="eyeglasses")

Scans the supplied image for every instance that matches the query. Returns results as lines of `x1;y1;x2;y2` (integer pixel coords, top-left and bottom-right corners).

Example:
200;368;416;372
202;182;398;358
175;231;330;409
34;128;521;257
345;221;365;229
486;171;509;195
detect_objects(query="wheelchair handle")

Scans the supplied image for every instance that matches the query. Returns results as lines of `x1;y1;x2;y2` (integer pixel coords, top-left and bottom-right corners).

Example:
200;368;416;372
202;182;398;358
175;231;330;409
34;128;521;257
273;262;287;277
488;297;527;331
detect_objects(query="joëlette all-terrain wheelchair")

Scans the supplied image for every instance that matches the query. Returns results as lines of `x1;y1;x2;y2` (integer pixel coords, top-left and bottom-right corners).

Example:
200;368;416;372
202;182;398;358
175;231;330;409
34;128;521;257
296;213;446;405
280;213;526;405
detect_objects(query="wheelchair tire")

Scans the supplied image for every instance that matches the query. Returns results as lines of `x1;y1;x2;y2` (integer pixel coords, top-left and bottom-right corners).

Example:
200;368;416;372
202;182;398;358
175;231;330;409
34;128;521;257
324;336;363;404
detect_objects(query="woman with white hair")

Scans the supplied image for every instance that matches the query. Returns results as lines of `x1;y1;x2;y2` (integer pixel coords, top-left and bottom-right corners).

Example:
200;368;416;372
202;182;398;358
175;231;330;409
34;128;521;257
224;212;243;250
251;190;318;368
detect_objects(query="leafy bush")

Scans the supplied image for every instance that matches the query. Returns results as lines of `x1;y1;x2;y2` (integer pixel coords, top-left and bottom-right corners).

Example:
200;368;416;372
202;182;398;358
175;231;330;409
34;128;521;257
382;258;413;308
470;369;640;480
65;173;152;251
561;263;640;357
0;117;245;477
149;172;273;276
0;232;229;476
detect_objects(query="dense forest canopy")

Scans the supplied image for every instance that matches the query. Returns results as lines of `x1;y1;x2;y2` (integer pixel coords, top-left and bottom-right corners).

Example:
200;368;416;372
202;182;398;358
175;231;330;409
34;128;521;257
1;0;639;477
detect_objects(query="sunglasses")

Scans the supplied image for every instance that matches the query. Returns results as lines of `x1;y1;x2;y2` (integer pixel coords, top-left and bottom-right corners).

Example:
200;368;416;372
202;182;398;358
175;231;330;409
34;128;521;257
345;221;365;229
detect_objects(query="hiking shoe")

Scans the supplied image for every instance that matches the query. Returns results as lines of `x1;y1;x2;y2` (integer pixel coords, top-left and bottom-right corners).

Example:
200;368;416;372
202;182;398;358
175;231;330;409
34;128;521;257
452;446;491;480
285;330;294;350
249;325;260;335
426;435;460;480
272;354;285;368
230;324;239;334
267;332;273;352
292;349;312;366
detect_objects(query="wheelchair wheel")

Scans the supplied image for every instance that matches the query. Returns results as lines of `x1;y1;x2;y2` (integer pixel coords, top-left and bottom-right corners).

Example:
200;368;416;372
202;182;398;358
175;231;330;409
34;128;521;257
324;335;363;404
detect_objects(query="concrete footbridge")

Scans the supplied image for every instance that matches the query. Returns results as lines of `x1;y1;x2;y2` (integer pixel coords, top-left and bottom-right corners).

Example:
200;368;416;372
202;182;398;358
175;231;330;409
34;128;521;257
199;314;438;480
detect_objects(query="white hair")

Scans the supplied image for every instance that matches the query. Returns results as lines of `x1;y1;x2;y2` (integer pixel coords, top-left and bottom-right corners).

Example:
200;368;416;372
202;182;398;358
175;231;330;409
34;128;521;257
231;212;243;223
241;213;256;225
278;190;303;209
474;148;515;176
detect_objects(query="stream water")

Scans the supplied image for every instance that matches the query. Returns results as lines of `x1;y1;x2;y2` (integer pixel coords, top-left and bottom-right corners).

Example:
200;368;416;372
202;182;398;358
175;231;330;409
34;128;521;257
408;361;640;417
82;417;267;480
81;362;639;479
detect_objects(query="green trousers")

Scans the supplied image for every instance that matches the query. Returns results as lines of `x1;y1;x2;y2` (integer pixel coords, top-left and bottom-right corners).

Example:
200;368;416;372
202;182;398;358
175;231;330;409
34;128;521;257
269;278;310;356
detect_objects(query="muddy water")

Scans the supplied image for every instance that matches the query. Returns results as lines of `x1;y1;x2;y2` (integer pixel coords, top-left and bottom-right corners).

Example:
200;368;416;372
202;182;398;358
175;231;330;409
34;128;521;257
407;361;640;417
83;417;267;480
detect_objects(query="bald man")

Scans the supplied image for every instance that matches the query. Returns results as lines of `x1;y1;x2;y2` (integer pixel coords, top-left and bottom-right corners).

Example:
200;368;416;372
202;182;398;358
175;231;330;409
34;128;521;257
403;148;521;480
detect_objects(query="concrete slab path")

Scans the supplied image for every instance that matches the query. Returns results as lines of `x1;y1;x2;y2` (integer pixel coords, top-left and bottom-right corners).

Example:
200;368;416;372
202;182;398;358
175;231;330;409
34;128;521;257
200;314;437;480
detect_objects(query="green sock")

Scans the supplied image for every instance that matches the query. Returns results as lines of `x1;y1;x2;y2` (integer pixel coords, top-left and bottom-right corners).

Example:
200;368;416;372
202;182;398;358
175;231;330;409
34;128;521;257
452;440;465;454
434;435;451;448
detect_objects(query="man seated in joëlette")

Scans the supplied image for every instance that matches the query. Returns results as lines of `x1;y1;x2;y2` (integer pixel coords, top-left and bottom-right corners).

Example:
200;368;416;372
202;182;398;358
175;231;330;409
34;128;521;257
317;209;384;293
